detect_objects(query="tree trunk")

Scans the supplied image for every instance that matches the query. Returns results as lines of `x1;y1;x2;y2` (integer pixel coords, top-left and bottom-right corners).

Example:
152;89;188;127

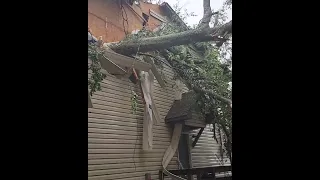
110;21;232;55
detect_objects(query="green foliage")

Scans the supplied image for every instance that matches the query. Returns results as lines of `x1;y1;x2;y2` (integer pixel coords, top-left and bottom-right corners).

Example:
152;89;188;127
89;0;232;163
120;10;232;162
88;43;107;96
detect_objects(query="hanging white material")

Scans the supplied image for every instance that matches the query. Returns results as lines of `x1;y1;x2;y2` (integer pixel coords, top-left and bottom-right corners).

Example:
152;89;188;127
140;71;154;150
140;70;163;150
161;123;186;180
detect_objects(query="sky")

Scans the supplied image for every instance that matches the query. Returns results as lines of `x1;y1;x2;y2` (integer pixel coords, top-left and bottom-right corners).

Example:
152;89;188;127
163;0;232;26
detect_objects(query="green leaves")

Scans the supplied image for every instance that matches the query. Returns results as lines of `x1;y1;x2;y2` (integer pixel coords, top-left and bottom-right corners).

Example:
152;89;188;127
88;43;107;96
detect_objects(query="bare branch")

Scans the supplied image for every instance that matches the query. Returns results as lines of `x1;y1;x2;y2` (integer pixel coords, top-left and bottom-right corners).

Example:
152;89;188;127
198;0;213;28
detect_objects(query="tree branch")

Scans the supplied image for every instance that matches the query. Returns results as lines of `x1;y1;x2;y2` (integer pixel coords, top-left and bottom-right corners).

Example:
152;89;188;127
193;86;232;107
137;52;172;67
110;20;232;55
198;0;213;28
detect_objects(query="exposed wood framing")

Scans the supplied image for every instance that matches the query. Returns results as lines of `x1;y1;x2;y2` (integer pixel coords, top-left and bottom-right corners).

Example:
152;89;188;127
191;127;204;148
98;55;127;76
150;9;167;22
90;35;152;72
144;56;166;88
104;49;152;71
162;123;186;180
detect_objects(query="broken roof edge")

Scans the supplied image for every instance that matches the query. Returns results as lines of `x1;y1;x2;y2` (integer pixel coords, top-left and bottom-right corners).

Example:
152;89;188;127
160;2;189;31
165;91;197;120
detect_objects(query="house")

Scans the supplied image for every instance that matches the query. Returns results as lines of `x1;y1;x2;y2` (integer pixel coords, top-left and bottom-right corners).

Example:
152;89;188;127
88;1;230;179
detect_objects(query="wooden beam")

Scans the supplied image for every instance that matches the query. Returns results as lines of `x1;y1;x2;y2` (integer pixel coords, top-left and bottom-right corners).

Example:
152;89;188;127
192;128;204;148
148;69;163;124
161;123;186;180
144;57;166;88
104;49;152;72
141;71;154;151
98;55;127;76
162;123;183;168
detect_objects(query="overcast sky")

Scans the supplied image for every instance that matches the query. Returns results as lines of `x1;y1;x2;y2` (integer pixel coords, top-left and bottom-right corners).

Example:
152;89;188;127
163;0;232;26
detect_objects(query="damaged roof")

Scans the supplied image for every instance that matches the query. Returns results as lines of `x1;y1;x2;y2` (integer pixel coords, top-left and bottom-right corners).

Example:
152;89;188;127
165;91;197;122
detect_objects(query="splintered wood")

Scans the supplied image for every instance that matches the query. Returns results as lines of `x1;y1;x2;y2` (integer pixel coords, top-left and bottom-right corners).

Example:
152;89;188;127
140;70;163;151
162;123;186;180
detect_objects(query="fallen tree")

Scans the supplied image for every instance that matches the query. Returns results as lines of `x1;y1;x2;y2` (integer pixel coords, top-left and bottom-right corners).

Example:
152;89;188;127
89;0;232;164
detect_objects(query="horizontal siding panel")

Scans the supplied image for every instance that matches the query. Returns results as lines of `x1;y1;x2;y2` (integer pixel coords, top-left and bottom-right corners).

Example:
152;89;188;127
88;128;171;138
88;133;170;142
190;125;230;167
91;99;173;117
88;152;177;160
89;163;176;171
91;104;144;116
89;108;142;119
88;143;170;149
88;110;172;127
88;118;170;130
88;148;167;154
88;166;174;177
88;138;171;145
88;170;164;180
88;65;181;180
88;156;177;162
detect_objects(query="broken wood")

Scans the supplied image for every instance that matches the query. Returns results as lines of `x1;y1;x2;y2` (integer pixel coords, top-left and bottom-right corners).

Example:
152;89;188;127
141;71;154;151
144;56;166;88
148;70;162;124
162;123;185;180
103;49;152;72
97;55;127;76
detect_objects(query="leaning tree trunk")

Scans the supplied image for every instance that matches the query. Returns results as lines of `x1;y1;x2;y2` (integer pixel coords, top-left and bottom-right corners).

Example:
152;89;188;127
108;0;232;59
110;20;232;55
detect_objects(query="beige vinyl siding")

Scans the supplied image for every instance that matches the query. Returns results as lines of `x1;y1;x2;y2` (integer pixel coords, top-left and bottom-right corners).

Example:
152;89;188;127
88;64;183;180
190;124;230;168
